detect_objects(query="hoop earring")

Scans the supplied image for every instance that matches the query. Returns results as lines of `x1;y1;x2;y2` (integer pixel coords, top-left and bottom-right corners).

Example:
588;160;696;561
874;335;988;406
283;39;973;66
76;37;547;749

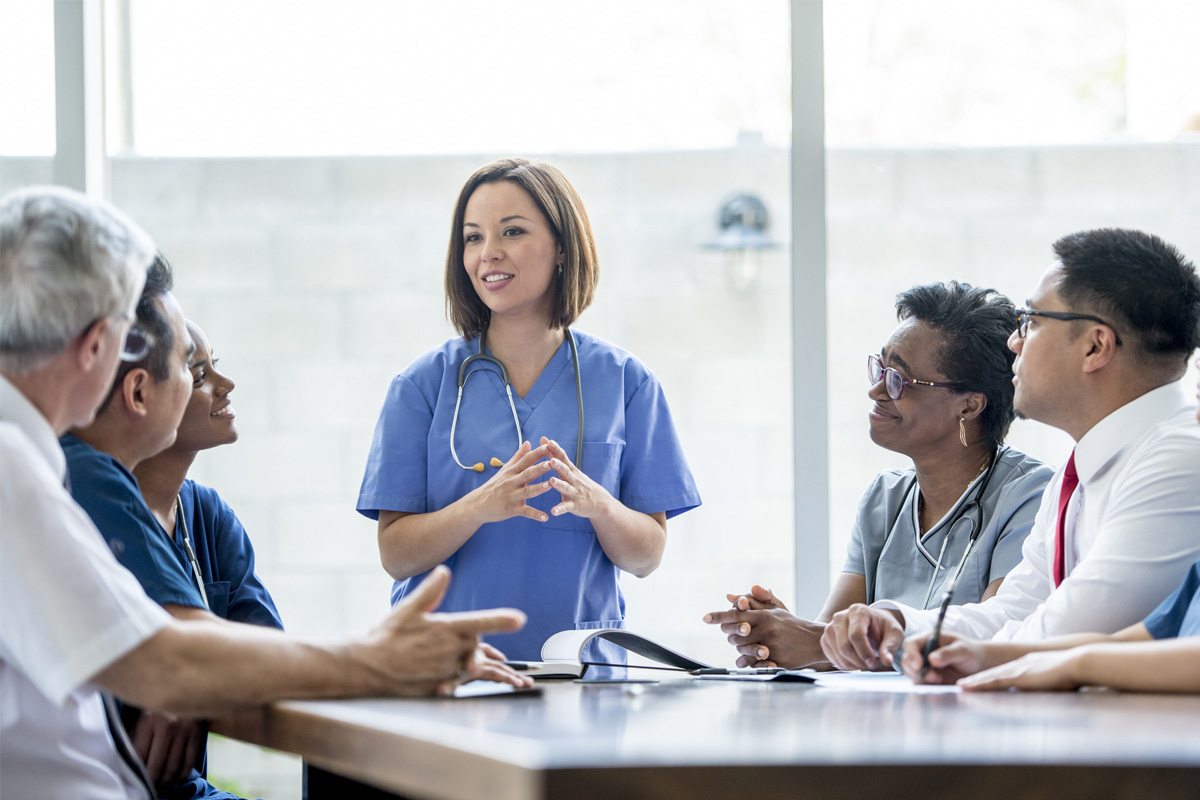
959;418;968;447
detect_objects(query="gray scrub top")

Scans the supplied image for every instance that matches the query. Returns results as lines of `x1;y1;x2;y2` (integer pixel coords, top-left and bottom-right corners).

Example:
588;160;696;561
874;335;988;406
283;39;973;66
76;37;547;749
843;445;1054;610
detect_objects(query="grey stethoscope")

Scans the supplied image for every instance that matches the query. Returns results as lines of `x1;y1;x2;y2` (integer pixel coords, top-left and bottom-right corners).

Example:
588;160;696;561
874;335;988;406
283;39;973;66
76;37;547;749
884;446;1002;609
450;327;585;473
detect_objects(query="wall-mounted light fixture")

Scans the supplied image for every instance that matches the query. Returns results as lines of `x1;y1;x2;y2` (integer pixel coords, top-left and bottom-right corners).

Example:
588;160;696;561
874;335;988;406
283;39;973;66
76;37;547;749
702;193;778;291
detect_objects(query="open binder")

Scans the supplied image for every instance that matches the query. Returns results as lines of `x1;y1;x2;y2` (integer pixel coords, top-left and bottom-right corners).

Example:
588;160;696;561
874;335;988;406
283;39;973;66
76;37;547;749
507;628;815;682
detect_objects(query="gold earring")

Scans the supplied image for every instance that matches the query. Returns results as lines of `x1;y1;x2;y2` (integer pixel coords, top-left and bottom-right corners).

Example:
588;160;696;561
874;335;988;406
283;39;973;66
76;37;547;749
959;418;968;447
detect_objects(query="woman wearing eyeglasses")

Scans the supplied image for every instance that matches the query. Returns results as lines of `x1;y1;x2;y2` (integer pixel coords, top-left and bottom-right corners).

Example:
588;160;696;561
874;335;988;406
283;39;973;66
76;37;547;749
357;158;701;661
705;281;1054;670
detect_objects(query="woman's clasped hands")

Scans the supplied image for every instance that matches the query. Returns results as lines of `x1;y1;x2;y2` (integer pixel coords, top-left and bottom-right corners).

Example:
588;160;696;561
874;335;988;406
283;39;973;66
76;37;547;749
701;587;833;670
471;436;613;525
542;436;613;520
471;440;556;523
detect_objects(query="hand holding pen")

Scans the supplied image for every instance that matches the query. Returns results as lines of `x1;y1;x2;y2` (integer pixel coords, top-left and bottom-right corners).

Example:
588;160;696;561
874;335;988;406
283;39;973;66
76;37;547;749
918;577;956;682
902;576;995;685
907;578;955;686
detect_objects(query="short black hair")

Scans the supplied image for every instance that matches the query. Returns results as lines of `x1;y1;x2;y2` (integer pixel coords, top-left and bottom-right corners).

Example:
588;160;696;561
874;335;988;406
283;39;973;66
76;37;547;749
1053;229;1200;376
896;281;1019;450
99;253;175;412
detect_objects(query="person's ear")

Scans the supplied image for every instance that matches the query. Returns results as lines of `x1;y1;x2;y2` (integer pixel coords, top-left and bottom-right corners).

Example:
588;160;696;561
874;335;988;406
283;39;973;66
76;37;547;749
75;318;111;372
122;368;153;418
958;392;987;422
1081;325;1119;374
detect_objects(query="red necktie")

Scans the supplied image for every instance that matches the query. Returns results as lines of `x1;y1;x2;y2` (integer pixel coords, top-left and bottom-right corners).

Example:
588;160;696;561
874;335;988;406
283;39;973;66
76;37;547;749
1053;451;1079;587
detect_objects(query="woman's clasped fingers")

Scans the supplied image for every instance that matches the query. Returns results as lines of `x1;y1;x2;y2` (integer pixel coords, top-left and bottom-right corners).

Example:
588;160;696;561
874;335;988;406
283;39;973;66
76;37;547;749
736;643;770;661
540;436;575;470
548;459;609;518
516;458;554;487
547;463;585;513
507;440;550;473
702;608;751;637
723;621;753;637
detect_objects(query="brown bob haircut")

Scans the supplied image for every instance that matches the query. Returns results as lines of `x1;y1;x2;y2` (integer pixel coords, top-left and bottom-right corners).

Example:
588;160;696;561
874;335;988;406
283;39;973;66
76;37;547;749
444;158;599;338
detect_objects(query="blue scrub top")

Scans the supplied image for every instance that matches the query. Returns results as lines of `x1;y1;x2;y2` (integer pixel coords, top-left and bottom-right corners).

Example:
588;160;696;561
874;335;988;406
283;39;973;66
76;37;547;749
357;330;701;660
63;436;282;800
178;479;283;630
1143;557;1200;640
62;434;204;610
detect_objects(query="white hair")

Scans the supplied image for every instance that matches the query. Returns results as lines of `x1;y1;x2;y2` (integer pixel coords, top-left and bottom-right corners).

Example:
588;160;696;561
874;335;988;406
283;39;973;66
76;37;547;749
0;186;154;374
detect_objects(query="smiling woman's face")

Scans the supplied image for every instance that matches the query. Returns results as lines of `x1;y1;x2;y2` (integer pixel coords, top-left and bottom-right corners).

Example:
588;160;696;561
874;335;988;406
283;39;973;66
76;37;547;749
867;317;967;460
461;180;562;325
171;321;238;454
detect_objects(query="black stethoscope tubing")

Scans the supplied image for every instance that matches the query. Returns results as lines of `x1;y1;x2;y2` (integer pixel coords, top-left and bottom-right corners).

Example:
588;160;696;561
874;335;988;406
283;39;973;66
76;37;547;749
450;327;584;473
882;445;1003;609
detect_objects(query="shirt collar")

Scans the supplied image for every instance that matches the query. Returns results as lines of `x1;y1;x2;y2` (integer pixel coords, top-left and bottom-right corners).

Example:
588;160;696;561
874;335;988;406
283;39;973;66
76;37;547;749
1074;381;1193;485
0;373;68;482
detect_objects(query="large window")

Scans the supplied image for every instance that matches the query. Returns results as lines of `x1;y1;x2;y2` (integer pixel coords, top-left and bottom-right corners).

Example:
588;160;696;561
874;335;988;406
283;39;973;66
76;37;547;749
823;0;1200;570
138;0;790;156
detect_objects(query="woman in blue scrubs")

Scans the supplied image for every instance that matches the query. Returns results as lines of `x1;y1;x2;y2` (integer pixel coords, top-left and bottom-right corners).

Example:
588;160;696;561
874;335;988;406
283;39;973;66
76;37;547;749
705;282;1054;669
127;320;282;799
358;158;701;661
134;320;282;630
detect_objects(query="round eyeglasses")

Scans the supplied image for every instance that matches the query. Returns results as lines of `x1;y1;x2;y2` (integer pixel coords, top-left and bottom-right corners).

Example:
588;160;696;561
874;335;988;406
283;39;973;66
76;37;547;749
1013;307;1123;345
867;354;966;400
119;322;155;363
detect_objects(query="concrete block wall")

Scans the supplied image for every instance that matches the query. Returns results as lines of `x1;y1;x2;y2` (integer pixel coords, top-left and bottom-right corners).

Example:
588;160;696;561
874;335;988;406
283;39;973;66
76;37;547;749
4;142;1199;796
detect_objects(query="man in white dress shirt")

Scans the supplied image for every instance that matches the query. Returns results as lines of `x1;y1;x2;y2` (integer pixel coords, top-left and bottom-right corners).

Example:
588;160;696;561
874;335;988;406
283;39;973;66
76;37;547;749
0;186;529;799
821;228;1200;670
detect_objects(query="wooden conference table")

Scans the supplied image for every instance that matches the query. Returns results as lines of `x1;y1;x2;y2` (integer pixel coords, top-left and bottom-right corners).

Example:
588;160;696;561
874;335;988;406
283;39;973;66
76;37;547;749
214;673;1200;799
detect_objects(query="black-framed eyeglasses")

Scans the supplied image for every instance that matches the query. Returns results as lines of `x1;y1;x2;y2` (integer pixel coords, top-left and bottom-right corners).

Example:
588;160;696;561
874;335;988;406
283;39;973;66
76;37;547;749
1014;308;1123;345
867;354;966;401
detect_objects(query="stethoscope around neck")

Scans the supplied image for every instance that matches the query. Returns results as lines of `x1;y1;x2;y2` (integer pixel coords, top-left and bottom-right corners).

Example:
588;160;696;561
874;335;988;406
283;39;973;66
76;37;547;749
449;326;584;473
885;446;1003;609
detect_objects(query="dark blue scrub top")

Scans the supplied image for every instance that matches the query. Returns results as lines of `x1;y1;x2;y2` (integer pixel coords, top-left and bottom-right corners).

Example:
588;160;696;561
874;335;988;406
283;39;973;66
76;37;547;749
1144;557;1200;640
62;434;205;610
178;479;283;630
62;435;282;800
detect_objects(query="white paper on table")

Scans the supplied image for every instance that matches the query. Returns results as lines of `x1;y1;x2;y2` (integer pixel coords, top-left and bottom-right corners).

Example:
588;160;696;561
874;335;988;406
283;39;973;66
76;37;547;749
813;672;960;694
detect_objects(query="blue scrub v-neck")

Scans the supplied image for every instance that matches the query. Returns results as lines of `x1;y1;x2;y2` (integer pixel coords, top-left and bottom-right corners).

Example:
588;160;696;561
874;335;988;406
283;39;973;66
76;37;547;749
474;336;572;427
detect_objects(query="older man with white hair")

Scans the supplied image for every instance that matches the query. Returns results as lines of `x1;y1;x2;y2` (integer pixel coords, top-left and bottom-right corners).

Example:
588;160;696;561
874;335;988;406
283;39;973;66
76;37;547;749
0;186;529;799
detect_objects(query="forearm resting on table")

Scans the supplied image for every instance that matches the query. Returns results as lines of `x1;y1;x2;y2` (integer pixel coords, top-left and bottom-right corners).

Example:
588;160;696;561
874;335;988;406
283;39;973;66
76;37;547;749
96;622;436;717
1069;638;1200;692
378;504;483;580
591;503;666;579
978;624;1150;667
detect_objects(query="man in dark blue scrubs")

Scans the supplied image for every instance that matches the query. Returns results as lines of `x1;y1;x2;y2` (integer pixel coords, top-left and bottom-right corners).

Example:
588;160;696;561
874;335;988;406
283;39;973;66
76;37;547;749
64;255;276;800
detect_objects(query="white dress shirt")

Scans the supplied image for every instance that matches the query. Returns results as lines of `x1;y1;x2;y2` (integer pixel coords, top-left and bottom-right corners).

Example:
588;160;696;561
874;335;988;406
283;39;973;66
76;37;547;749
878;381;1200;642
0;375;170;800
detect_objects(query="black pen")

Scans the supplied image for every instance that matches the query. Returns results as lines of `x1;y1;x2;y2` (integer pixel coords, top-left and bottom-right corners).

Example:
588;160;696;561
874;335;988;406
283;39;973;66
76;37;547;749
918;576;957;682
